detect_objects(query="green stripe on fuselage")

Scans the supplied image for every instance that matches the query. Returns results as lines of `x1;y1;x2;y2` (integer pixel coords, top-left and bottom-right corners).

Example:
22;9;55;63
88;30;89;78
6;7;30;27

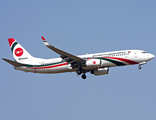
98;57;126;66
24;61;66;68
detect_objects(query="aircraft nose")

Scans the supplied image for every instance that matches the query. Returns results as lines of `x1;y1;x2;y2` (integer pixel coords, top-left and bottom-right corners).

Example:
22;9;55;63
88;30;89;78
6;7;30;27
149;53;155;60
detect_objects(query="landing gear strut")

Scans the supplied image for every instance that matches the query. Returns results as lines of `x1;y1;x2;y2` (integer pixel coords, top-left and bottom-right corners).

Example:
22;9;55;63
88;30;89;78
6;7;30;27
76;66;82;75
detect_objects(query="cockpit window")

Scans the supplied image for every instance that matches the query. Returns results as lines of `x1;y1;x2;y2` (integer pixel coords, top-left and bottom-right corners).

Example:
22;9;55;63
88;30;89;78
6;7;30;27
142;51;148;53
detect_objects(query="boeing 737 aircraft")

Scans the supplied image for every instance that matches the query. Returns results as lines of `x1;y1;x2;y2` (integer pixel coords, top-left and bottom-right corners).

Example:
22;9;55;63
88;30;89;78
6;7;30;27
2;36;155;79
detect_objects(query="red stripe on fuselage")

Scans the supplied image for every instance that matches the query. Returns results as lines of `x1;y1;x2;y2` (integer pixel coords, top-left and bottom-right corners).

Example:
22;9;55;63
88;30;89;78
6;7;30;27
28;62;68;69
105;57;138;64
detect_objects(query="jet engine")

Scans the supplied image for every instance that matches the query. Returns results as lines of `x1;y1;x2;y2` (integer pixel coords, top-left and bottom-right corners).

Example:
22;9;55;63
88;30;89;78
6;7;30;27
91;68;109;76
86;59;101;67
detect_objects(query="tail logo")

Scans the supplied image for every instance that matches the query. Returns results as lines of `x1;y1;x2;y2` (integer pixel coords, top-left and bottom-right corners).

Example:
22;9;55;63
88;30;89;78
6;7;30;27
15;48;23;57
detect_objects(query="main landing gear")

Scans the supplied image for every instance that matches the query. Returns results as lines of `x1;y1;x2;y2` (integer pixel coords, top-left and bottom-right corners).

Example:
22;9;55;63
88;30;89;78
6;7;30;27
81;73;86;79
76;68;87;79
77;69;82;75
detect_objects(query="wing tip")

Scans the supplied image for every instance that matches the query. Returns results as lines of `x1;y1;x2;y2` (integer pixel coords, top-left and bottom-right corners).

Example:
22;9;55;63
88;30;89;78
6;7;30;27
41;36;50;46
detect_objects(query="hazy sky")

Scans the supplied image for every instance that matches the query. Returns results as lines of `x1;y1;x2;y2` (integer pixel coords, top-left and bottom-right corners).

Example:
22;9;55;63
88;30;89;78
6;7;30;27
1;0;156;120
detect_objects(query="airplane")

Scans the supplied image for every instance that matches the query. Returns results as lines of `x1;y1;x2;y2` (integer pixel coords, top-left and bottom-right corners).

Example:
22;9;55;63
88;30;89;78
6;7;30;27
2;36;155;79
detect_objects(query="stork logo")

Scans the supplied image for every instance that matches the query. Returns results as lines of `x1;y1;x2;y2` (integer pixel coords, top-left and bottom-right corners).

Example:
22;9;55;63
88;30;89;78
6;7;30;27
93;61;96;64
15;48;23;57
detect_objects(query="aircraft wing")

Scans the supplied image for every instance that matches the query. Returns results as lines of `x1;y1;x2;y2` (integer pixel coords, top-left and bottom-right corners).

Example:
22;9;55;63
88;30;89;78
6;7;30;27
2;58;23;66
41;36;86;64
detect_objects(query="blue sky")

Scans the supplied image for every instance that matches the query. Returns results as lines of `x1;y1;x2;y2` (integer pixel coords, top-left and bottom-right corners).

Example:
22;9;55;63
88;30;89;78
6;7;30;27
0;0;156;120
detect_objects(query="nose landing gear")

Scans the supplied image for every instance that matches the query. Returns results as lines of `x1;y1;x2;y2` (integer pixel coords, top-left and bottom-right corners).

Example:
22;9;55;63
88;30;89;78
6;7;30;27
138;62;147;70
138;65;142;70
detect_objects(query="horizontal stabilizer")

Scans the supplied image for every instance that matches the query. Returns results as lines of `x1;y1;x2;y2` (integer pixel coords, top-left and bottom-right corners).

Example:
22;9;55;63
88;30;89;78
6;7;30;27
2;58;23;66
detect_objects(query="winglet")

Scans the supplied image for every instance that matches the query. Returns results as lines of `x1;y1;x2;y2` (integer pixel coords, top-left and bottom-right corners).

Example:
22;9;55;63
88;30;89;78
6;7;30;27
41;36;50;46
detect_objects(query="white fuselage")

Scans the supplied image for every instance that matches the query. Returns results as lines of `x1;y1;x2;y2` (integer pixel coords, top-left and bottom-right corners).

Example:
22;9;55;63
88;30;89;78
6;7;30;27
14;50;155;74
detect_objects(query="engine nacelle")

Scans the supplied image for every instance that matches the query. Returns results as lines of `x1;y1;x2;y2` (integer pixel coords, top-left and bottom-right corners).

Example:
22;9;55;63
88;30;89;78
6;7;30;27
91;68;109;76
86;59;101;67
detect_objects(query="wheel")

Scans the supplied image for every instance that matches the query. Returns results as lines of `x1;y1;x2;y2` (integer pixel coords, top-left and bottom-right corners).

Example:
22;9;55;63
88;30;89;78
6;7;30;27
138;65;142;70
77;70;82;75
81;74;86;79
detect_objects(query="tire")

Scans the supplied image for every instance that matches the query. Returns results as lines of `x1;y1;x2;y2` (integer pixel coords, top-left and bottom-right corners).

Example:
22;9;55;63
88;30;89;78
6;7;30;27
77;70;82;75
82;74;86;79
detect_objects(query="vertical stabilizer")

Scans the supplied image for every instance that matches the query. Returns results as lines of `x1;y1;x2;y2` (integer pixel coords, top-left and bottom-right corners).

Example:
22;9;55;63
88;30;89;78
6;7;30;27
8;38;34;63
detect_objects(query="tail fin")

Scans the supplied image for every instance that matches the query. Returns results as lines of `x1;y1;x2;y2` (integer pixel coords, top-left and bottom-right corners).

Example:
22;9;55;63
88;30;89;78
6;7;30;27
8;38;34;63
